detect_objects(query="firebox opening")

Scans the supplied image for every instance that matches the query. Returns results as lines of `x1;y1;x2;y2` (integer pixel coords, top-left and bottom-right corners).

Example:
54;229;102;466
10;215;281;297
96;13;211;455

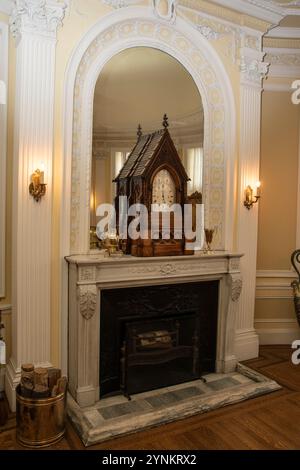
100;281;219;399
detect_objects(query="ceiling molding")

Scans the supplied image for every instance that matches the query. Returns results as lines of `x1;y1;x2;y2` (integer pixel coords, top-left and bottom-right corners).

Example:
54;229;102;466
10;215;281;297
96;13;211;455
212;0;284;24
0;0;13;15
266;26;300;38
268;64;300;78
264;46;300;54
93;125;204;141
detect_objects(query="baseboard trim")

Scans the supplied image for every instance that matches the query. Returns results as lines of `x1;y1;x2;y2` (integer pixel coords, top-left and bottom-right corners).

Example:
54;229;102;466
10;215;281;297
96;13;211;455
256;270;296;278
235;329;259;361
5;359;20;412
257;328;300;345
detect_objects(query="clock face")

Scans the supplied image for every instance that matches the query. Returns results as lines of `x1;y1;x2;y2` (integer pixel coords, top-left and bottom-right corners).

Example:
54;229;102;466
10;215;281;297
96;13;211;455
152;169;176;207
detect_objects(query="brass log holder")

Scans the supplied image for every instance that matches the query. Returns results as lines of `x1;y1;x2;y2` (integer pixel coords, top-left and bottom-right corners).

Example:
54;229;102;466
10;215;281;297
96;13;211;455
16;385;66;448
291;250;300;327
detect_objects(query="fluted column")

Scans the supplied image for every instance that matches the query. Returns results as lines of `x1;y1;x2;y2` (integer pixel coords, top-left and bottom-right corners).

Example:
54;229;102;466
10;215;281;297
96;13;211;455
5;0;66;411
235;34;268;361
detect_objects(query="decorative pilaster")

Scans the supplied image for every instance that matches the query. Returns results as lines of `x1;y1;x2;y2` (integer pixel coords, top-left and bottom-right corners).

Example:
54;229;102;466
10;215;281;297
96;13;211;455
5;0;66;411
77;284;99;406
68;264;100;407
235;33;268;361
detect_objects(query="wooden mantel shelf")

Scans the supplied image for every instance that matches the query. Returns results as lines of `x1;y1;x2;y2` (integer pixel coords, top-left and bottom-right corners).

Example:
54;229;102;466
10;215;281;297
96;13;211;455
66;251;243;266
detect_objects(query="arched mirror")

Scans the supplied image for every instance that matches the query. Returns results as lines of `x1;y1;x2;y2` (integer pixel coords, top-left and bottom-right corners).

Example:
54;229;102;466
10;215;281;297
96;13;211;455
90;46;204;246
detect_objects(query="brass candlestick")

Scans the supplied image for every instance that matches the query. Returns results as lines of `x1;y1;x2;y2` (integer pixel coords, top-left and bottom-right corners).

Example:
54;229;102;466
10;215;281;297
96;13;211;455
102;232;122;256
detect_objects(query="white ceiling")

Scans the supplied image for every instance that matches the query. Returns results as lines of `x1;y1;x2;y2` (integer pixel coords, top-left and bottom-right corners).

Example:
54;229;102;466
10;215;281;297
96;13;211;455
93;47;203;134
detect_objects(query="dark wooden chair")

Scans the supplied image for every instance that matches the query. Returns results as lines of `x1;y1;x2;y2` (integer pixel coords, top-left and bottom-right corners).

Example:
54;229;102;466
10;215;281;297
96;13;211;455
291;250;300;327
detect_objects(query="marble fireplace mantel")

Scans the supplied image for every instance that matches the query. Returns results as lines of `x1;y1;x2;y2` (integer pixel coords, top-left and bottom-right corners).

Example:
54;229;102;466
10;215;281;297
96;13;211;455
66;252;243;407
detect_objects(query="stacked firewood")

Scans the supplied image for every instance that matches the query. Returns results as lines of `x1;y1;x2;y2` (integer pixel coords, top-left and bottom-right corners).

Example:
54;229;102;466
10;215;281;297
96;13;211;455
19;364;67;399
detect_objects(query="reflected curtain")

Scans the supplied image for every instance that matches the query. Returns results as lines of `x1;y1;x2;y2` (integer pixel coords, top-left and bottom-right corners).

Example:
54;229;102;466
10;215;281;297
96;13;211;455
185;148;203;195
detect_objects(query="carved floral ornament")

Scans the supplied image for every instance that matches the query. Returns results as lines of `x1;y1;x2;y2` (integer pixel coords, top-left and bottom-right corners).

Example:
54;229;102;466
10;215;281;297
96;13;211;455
240;54;269;85
77;285;97;320
102;0;129;7
230;275;243;302
10;0;67;39
103;0;177;22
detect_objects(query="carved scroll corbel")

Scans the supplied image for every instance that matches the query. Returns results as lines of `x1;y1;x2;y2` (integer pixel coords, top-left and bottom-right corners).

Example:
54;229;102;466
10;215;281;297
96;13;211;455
229;274;242;302
77;285;97;320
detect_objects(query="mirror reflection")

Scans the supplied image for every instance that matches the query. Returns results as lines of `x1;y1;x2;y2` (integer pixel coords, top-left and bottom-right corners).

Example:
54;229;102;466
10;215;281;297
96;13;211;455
91;47;204;232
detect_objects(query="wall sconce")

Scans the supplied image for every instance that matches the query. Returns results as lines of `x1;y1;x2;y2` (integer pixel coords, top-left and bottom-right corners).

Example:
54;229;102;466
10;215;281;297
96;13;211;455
29;167;46;202
244;182;261;210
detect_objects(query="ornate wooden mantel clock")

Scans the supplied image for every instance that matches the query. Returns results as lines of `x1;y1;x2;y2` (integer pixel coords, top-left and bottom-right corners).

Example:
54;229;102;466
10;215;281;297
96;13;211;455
114;115;191;257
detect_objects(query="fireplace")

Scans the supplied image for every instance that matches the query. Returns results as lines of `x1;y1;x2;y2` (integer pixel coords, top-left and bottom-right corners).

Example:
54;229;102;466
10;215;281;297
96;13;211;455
66;253;242;407
100;282;219;398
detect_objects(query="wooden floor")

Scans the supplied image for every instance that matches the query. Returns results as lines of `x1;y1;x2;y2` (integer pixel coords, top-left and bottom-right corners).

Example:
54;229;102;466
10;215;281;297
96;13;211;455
1;345;300;450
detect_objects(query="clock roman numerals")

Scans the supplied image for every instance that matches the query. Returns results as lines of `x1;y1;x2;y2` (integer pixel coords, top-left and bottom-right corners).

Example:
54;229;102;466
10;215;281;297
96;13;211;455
152;169;175;206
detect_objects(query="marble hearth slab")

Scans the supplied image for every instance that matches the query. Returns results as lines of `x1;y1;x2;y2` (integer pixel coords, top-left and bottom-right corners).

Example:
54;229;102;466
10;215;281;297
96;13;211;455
67;364;281;447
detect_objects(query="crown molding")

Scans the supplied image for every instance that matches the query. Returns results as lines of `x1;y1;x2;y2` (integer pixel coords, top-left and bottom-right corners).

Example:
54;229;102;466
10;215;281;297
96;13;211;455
266;26;300;39
0;0;13;15
264;46;300;54
211;0;284;24
263;41;300;78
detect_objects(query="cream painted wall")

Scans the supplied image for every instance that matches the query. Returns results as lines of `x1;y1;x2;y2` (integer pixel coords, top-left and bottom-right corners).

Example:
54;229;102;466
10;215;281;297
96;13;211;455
0;11;15;364
256;298;295;320
257;91;299;270
255;90;300;342
0;11;15;311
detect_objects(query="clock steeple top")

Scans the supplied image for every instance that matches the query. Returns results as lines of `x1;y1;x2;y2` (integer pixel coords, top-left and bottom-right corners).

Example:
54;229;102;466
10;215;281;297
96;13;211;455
162;113;169;129
137;124;142;140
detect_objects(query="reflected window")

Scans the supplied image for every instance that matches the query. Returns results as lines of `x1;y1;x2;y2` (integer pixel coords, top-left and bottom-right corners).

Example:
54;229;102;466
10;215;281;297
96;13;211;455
114;151;130;178
185;148;203;195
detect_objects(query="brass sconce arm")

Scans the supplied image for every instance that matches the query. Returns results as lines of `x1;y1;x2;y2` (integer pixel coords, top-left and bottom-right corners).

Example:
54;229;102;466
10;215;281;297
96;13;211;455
244;184;261;210
29;169;47;202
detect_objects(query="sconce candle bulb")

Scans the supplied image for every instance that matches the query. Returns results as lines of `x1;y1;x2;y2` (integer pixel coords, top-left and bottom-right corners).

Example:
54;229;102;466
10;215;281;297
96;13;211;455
255;181;261;197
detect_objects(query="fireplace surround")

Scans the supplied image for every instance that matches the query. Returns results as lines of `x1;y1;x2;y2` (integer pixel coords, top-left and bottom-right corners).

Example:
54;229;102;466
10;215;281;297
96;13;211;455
66;252;242;408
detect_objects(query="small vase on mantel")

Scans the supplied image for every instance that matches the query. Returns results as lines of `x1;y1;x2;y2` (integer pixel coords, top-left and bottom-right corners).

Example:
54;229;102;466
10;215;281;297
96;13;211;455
204;228;215;254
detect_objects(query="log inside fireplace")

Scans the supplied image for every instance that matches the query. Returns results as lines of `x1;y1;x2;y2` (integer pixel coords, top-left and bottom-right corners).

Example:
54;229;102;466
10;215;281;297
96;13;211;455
100;281;219;399
120;315;201;398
